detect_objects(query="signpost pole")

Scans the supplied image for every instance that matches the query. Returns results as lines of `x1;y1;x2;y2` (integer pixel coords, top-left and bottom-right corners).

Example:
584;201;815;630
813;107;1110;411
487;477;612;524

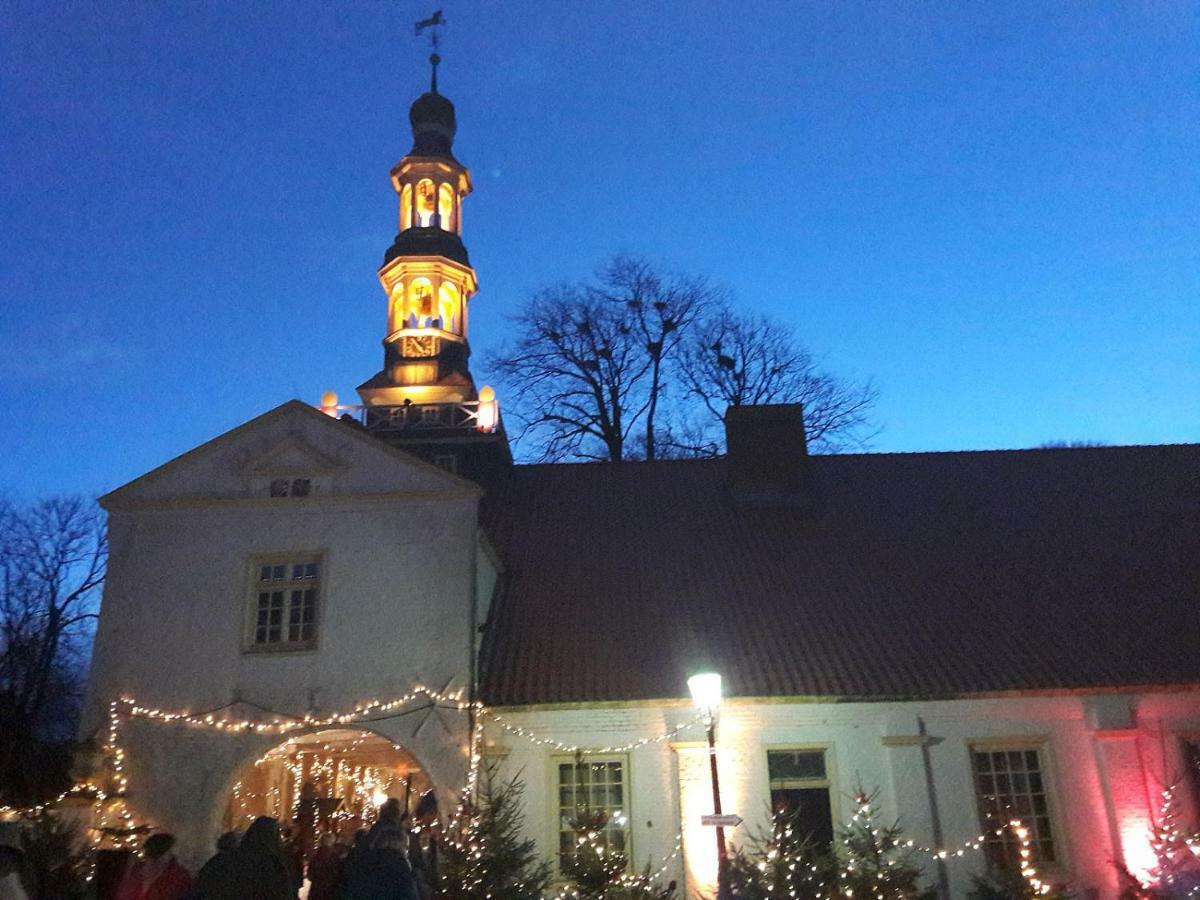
706;717;733;900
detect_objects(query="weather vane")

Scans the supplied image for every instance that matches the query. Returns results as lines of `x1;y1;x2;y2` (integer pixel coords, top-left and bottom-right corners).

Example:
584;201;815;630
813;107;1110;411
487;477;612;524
414;9;446;91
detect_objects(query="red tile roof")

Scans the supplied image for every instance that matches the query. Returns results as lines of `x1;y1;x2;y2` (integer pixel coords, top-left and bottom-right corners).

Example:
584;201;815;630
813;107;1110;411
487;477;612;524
478;445;1200;706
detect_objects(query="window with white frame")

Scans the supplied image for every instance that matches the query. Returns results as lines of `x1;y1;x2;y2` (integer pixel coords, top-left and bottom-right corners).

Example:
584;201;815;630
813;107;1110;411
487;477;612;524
766;749;835;850
250;558;319;649
555;756;629;869
971;745;1058;869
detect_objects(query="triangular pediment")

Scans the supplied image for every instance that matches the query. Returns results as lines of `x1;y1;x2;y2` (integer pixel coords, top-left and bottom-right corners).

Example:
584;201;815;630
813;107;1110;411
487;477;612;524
239;434;348;477
102;400;480;508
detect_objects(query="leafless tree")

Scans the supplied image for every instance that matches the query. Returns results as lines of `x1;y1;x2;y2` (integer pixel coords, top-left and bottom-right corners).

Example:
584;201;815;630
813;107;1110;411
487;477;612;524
491;257;877;461
678;303;879;452
0;496;106;803
490;284;648;462
491;257;720;462
591;255;718;460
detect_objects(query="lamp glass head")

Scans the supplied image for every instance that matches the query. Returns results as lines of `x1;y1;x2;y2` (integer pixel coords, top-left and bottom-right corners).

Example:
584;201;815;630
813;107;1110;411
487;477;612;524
688;672;723;714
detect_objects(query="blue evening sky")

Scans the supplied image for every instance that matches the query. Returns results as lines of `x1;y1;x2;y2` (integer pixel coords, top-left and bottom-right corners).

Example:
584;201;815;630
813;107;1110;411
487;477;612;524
2;1;1197;499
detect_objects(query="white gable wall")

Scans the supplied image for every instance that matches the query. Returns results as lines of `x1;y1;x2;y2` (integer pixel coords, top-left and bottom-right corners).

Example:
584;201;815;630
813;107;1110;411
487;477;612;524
85;403;490;861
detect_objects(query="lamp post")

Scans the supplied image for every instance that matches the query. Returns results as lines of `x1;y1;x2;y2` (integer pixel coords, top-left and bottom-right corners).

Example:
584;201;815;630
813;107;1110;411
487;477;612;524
689;672;733;900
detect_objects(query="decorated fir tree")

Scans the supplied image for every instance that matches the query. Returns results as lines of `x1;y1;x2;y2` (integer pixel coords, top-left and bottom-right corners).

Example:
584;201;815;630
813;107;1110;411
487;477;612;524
439;765;551;900
560;808;677;900
726;788;934;900
1148;782;1200;896
835;788;934;899
726;805;837;900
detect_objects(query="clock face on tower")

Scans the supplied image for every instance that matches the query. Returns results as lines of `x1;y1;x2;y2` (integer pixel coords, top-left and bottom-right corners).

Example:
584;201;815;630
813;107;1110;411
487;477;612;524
402;335;439;359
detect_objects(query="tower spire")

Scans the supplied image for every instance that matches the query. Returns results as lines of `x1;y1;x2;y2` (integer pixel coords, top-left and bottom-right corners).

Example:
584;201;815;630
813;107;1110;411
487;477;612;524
414;10;446;93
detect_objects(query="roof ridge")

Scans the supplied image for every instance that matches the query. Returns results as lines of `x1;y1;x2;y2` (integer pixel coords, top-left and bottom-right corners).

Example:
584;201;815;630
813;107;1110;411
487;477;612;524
508;441;1200;471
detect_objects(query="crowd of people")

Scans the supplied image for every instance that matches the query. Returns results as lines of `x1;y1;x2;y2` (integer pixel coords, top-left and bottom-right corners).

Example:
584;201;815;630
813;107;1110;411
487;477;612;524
0;797;436;900
169;798;430;900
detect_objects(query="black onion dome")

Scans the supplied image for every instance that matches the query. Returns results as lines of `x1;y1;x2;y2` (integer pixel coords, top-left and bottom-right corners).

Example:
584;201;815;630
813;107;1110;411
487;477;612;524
409;91;457;158
383;227;471;268
409;91;456;130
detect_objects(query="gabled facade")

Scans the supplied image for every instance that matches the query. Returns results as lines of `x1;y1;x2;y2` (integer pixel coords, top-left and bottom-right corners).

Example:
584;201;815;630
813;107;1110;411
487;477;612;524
87;401;494;854
82;69;1200;900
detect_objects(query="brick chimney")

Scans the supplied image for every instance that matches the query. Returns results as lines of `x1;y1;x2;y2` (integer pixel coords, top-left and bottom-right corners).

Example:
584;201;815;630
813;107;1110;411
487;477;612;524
724;404;810;503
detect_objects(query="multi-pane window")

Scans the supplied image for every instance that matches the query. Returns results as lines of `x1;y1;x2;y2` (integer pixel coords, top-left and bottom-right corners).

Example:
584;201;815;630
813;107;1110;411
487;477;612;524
269;478;312;498
252;559;319;649
767;749;835;850
971;746;1058;869
556;757;629;869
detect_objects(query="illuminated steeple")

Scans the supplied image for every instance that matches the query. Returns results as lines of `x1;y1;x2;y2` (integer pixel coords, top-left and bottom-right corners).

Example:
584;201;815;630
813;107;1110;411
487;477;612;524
357;55;478;407
349;54;509;485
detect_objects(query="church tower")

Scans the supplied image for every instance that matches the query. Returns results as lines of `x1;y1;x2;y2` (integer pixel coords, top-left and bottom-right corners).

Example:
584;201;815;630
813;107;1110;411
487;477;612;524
359;55;477;408
348;55;510;483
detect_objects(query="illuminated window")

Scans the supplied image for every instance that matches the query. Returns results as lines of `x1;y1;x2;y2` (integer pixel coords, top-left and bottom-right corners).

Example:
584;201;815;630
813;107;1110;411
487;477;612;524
409;279;434;326
250;558;319;650
766;749;834;850
438;183;455;231
556;756;629;870
416;179;436;227
438;282;460;333
400;183;413;230
971;745;1058;869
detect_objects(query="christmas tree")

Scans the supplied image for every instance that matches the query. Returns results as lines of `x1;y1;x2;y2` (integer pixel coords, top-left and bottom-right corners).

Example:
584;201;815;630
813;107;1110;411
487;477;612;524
726;788;934;900
726;804;837;900
836;788;934;900
1142;781;1200;898
560;808;677;900
440;764;551;900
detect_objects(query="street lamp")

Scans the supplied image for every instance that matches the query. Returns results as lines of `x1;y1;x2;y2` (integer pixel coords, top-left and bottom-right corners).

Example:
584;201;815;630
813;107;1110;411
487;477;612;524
689;672;732;900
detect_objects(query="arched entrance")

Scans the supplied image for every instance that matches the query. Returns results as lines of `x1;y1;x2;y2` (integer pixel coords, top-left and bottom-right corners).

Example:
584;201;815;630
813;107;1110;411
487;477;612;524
225;728;433;851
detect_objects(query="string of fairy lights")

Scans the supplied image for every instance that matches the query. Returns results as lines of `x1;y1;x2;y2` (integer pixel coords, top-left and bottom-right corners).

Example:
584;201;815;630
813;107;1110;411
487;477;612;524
3;683;1196;897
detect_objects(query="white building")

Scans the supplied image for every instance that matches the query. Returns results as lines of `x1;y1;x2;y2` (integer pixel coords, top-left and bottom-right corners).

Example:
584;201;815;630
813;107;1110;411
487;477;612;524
85;68;1200;899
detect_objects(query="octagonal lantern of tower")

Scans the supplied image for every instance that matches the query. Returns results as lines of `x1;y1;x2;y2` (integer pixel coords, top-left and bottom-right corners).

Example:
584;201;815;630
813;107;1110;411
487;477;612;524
358;78;480;407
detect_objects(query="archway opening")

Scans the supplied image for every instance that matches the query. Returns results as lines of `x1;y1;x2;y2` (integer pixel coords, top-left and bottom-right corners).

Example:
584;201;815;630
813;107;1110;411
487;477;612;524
225;728;433;851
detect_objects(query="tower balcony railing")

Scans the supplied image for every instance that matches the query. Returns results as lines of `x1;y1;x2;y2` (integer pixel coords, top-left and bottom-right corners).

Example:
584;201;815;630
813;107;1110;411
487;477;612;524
320;400;500;435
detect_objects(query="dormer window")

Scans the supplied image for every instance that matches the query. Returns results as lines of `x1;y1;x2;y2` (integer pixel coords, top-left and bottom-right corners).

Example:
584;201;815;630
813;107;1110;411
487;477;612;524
269;478;313;498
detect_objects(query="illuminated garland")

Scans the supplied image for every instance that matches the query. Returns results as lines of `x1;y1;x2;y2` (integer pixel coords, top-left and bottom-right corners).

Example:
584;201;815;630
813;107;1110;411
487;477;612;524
91;700;145;849
485;710;706;753
122;685;475;734
0;686;1061;900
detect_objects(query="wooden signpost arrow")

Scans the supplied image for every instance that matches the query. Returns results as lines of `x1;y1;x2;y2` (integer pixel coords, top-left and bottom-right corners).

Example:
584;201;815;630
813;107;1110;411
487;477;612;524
700;813;743;828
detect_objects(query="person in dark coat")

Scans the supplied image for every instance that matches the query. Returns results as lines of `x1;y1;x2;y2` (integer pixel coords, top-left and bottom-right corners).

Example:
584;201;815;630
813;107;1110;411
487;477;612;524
342;828;417;900
190;816;292;900
0;845;31;900
306;833;345;900
116;834;192;900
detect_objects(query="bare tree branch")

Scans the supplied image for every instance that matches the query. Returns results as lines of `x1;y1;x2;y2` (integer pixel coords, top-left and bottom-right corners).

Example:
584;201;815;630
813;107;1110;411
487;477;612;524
0;496;106;804
678;302;880;452
490;257;878;461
